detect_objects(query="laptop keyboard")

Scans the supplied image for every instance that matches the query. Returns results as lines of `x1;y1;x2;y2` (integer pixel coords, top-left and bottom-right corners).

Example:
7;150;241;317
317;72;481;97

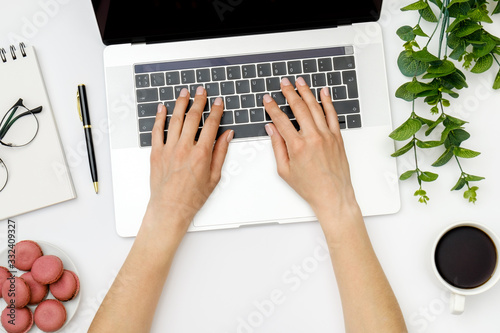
134;46;361;147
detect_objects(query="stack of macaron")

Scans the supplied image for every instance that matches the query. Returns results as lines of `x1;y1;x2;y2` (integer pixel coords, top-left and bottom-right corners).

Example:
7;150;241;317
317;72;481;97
1;240;80;333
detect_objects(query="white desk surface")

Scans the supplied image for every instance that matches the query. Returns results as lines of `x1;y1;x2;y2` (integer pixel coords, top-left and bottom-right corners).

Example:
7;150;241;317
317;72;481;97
1;1;500;332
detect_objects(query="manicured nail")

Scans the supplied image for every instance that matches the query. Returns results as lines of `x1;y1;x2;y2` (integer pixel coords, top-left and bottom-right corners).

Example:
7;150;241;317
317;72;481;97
281;77;291;86
227;130;234;143
263;94;273;103
322;87;330;97
179;88;188;97
296;77;306;86
196;86;205;95
214;97;223;105
157;103;164;114
265;123;274;137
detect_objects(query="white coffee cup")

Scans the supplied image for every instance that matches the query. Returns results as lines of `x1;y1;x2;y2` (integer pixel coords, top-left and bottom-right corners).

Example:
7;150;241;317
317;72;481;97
432;221;500;315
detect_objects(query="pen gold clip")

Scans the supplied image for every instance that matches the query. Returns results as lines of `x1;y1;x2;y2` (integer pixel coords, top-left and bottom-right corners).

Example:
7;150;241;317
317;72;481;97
76;89;83;122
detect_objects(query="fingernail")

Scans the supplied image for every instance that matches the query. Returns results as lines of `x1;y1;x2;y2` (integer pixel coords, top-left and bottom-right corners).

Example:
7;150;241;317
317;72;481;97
227;130;234;143
265;123;274;137
179;88;188;97
214;97;223;105
322;87;330;97
263;94;273;103
196;86;205;95
157;103;164;114
296;77;306;86
281;77;291;86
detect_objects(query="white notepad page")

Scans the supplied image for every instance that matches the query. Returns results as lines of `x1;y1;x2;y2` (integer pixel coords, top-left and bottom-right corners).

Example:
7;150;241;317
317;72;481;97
0;44;75;219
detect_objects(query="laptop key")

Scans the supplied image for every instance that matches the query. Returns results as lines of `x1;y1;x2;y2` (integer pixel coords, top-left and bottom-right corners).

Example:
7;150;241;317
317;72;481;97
280;105;294;119
257;63;272;77
338;115;346;129
221;81;236;95
266;77;281;91
225;95;240;109
166;71;180;85
205;82;220;96
333;56;356;70
318;58;333;72
302;59;317;73
327;72;342;86
242;64;256;78
347;114;362;128
240;94;255;108
236;80;251;93
312;73;326;87
196;69;211;82
139;117;155;132
251;79;266;92
181;70;196;84
164;101;175;115
287;60;302;74
221;111;234;125
342;70;359;98
137;88;158;103
159;86;174;101
140;132;152;147
138;103;158;118
227;66;242;80
189;84;203;97
216;119;299;139
234;109;249;123
212;67;226;81
271;91;286;105
332;86;347;100
333;100;360;114
174;85;188;98
272;62;287;76
135;74;150;88
250;108;265;122
150;73;165;86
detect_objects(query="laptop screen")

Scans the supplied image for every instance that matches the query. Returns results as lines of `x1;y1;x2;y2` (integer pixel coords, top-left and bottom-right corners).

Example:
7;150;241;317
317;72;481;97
92;0;383;46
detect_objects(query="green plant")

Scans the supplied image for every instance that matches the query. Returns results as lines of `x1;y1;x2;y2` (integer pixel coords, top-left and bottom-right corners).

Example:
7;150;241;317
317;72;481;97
391;0;500;203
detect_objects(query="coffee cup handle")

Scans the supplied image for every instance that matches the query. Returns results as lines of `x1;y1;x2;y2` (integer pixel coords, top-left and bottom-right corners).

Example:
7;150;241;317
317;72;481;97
450;293;465;315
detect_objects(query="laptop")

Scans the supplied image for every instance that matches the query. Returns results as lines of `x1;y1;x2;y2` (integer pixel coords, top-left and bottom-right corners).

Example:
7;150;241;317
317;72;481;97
91;0;400;237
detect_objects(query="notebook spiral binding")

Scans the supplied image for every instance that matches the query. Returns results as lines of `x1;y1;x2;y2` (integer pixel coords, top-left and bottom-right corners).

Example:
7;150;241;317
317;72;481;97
0;42;27;63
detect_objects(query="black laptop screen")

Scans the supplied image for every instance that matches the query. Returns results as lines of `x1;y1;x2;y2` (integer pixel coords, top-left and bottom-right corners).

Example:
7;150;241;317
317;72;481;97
91;0;383;45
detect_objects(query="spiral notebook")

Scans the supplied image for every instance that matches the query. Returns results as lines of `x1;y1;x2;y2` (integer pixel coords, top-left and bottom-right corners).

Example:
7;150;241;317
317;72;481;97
0;43;75;220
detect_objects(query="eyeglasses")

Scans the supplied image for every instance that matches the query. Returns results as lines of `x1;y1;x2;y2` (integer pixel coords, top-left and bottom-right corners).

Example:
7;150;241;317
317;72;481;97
0;98;43;192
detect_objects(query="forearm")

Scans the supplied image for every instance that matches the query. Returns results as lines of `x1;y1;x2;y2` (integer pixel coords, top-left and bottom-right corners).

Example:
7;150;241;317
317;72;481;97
318;204;407;333
88;213;185;333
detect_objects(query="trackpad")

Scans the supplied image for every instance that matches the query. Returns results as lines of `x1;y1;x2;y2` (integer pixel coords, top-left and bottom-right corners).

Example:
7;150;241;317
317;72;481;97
193;139;314;227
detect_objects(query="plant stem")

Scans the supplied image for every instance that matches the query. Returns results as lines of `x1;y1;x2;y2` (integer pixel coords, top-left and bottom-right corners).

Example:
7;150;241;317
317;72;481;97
493;53;500;67
426;3;445;48
438;0;450;58
454;155;471;190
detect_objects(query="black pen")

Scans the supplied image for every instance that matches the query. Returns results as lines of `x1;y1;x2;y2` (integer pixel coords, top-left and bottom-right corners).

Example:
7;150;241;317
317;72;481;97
77;84;99;194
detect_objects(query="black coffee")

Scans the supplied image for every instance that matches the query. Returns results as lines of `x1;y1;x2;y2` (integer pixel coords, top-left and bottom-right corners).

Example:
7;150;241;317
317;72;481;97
435;226;497;289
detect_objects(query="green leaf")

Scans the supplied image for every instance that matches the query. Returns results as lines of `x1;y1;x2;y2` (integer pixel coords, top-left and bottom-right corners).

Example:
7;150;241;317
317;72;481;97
454;146;481;158
449;42;467;60
395;82;416;101
455;21;483;37
427;60;456;75
391;139;415;157
389;118;422;141
416;115;435;126
494;0;500;14
414;188;430;204
397;25;416;41
419;5;439;22
406;79;435;94
472;35;497;58
463;186;479;203
464;174;485;182
416;139;443;148
412;48;440;62
440;71;468;89
400;169;417;180
419;171;439;182
428;0;443;9
471;54;494;74
447;15;467;32
494;69;500;90
448;1;471;17
451;177;467;190
445;114;468;126
432;146;454;166
444;128;470;147
468;8;493;23
413;24;429;37
447;0;468;7
397;51;429;77
401;0;429;11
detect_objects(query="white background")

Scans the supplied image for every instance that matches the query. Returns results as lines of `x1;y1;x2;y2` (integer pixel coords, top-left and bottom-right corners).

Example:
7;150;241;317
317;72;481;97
1;0;500;332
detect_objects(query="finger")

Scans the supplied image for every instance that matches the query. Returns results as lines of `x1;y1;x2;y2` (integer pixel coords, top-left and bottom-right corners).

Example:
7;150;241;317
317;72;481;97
151;103;167;152
265;123;290;178
295;78;329;131
319;87;342;136
180;86;206;142
280;77;317;131
166;88;190;148
263;93;299;143
210;129;234;183
197;97;224;145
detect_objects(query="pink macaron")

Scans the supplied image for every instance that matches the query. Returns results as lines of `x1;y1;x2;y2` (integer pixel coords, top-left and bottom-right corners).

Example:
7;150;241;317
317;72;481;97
49;270;80;302
0;266;12;299
1;306;33;333
31;255;64;285
34;299;67;332
20;272;48;305
1;277;31;308
13;240;43;271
